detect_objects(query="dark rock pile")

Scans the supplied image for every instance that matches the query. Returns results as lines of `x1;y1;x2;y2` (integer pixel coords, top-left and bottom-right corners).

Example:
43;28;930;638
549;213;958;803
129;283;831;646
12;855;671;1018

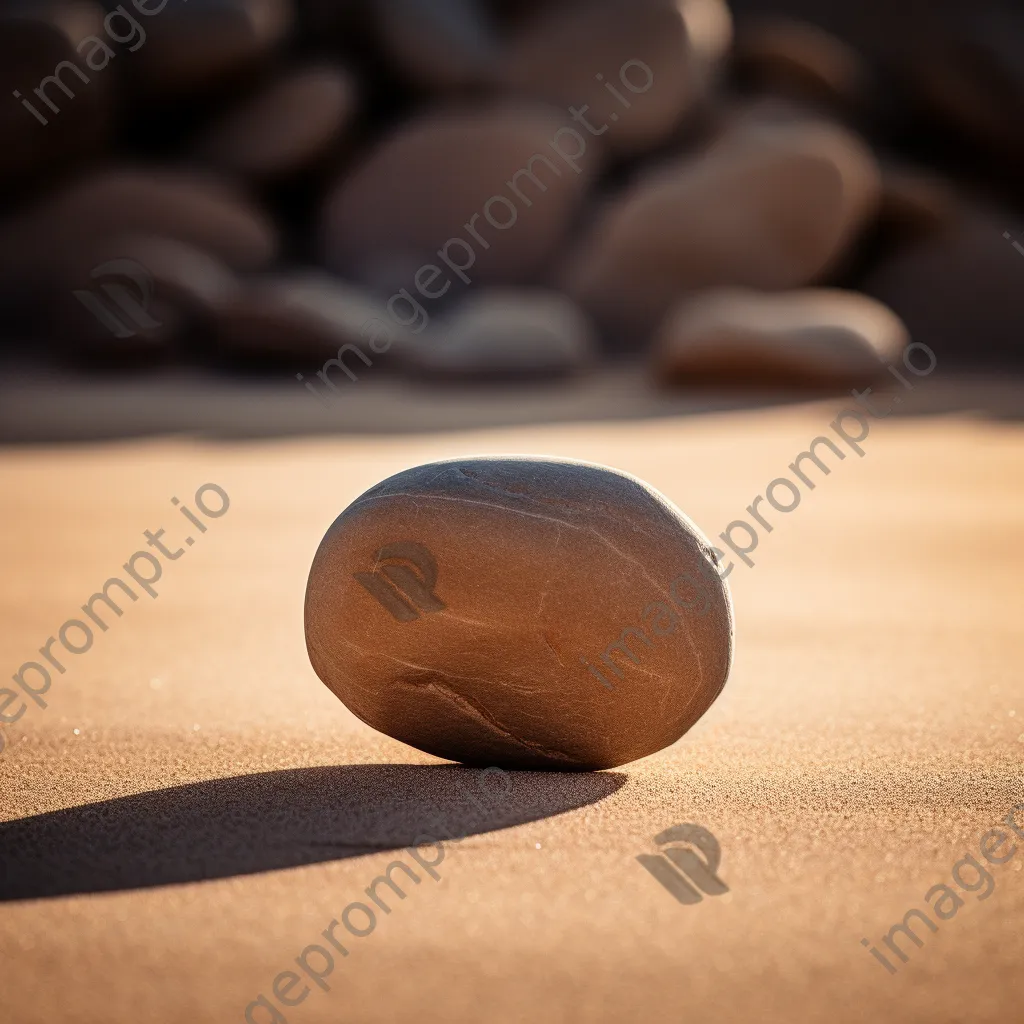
1;0;1021;382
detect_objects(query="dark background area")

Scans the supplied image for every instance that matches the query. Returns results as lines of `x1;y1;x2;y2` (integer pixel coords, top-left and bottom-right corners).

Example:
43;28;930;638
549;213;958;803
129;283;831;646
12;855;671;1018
0;0;1021;439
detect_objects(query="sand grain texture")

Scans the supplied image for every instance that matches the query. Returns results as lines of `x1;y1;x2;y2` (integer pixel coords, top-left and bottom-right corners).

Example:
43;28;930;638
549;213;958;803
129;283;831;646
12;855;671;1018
0;402;1021;1023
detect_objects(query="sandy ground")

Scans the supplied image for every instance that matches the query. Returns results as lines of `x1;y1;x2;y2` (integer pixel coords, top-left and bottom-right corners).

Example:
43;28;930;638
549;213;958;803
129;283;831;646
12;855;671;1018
1;381;1022;1024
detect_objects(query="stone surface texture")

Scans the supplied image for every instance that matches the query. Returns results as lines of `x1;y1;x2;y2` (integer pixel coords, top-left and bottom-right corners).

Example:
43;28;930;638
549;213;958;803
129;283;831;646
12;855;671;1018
652;288;909;386
305;457;733;770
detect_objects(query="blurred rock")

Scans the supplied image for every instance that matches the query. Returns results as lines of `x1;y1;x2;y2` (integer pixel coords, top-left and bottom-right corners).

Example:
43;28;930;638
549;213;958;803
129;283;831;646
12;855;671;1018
564;119;881;337
711;93;823;137
680;0;734;83
734;17;870;115
501;0;732;156
321;104;599;294
215;271;411;364
862;213;1024;368
41;235;240;364
0;4;110;193
408;290;596;380
110;235;241;316
17;229;242;362
876;161;958;241
130;0;293;97
0;167;278;307
195;65;358;181
372;0;501;90
652;287;908;387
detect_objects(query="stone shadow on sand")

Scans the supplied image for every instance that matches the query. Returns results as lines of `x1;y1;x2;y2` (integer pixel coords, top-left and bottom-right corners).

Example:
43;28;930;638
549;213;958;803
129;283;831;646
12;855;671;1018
0;762;625;901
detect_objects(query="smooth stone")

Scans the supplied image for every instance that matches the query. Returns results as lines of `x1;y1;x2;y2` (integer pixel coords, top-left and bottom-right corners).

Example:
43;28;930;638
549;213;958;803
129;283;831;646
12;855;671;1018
734;17;870;114
677;0;734;90
113;235;241;316
130;0;293;97
862;211;1024;369
0;167;278;303
710;94;828;139
407;290;596;379
195;66;357;180
652;288;908;388
304;457;733;770
35;235;239;364
501;0;732;156
563;119;881;335
321;104;598;294
215;271;411;363
371;0;500;89
876;160;958;241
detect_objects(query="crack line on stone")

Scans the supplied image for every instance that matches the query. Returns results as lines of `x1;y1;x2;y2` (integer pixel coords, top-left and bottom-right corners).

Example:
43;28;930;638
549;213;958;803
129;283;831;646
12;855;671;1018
392;675;578;763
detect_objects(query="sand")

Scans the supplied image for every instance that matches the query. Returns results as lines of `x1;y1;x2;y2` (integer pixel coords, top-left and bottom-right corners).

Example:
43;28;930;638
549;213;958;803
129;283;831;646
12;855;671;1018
0;387;1022;1024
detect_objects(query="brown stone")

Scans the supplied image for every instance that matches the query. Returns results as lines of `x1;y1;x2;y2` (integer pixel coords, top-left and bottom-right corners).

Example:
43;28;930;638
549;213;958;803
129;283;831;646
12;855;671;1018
195;66;357;181
0;167;278;303
215;271;409;364
371;0;501;90
734;17;870;114
652;288;908;388
876;161;958;241
408;290;596;380
304;457;733;770
321;104;598;294
563;119;881;335
501;0;732;156
37;235;239;364
129;0;293;97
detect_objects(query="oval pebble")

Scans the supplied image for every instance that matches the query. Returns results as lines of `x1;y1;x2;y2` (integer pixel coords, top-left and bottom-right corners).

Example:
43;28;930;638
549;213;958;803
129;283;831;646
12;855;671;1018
195;65;357;181
320;104;599;294
372;0;500;90
305;458;734;770
501;0;731;156
131;0;293;97
215;270;409;362
652;288;909;388
0;167;278;298
406;289;596;380
564;119;880;335
734;17;870;114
